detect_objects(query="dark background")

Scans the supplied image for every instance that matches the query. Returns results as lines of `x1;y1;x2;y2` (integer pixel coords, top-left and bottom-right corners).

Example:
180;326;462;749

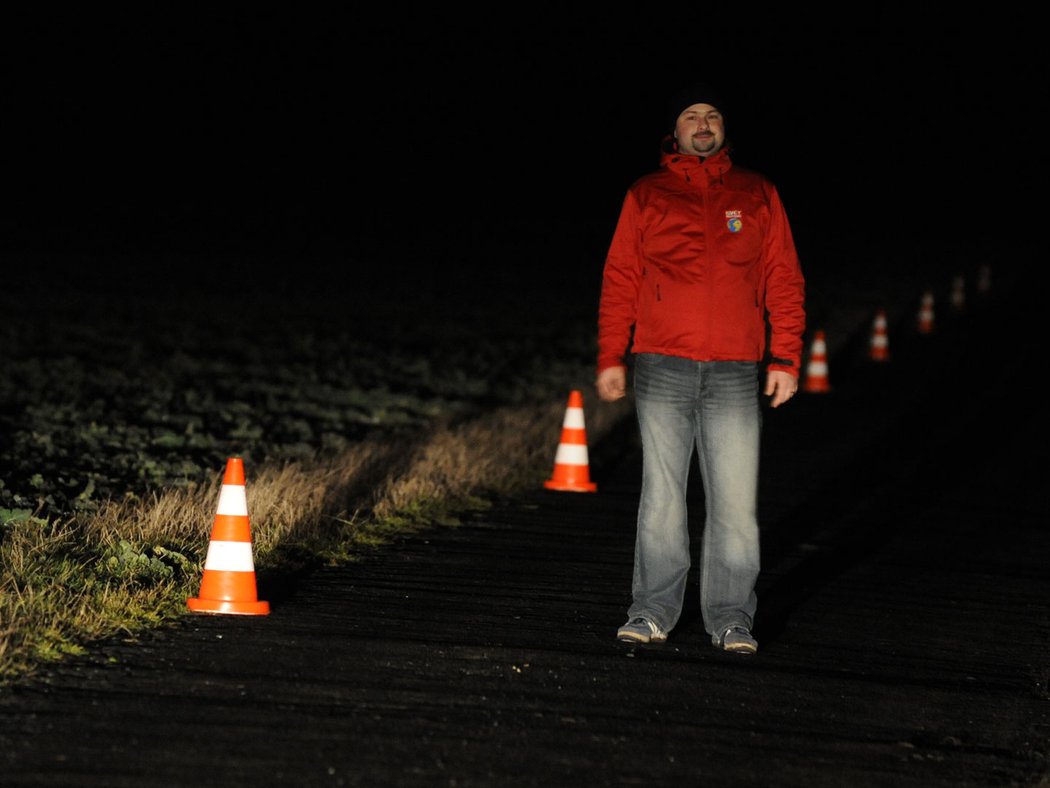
3;7;1040;296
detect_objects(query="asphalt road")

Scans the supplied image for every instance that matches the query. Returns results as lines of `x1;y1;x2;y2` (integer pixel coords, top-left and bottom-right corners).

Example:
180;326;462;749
0;271;1046;787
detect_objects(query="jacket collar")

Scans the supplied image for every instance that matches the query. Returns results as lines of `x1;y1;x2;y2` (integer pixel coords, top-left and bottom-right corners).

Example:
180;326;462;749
660;137;733;181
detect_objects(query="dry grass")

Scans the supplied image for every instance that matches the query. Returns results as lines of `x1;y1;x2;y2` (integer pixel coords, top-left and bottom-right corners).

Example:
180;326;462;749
0;390;632;685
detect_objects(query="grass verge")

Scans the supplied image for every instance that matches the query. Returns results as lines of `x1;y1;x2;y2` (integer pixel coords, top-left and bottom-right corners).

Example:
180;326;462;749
0;393;632;686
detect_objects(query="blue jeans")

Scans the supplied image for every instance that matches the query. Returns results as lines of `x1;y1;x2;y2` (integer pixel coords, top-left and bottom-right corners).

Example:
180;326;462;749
628;354;761;637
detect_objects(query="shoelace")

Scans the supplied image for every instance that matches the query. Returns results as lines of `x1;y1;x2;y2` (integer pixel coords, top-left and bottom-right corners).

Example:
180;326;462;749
629;617;661;637
629;617;653;632
723;626;752;643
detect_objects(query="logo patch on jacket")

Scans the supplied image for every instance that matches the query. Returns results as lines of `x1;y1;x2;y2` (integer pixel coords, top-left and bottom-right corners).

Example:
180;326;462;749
725;210;743;233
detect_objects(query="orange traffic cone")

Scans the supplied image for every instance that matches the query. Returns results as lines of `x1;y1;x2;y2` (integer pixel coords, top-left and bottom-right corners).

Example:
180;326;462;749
188;457;270;615
869;309;890;362
802;330;830;393
917;291;935;334
544;390;597;492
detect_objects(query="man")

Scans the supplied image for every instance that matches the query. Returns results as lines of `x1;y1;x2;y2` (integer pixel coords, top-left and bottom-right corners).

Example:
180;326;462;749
596;85;806;655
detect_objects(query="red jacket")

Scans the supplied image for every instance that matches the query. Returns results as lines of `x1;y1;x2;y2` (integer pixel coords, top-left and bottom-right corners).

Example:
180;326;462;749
598;144;806;377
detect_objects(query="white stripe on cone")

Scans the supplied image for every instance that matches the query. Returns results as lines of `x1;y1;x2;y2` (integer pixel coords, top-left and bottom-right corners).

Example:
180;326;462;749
554;443;589;466
562;407;586;429
203;540;257;571
216;484;248;516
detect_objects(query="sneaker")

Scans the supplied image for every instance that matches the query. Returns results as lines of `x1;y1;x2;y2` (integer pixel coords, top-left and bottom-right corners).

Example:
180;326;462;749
713;625;758;654
617;616;668;644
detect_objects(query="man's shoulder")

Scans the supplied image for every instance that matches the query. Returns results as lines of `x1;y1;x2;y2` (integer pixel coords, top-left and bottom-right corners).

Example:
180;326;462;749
725;162;780;199
632;166;673;184
629;167;680;194
726;161;774;185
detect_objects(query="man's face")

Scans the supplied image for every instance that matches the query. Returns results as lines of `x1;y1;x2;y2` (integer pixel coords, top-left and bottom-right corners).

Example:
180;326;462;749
674;103;725;157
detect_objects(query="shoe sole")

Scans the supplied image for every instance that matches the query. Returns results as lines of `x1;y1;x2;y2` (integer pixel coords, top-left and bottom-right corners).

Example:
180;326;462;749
720;643;757;654
617;632;668;644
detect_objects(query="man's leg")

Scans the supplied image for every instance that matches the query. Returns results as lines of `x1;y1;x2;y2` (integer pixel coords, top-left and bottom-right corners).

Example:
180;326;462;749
695;361;761;639
628;353;699;634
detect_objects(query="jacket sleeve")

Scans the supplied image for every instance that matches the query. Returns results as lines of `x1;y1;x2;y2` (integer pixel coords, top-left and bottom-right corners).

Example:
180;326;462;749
762;184;807;376
597;190;644;372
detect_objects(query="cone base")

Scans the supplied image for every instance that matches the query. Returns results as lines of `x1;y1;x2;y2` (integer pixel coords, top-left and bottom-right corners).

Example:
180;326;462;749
187;597;270;615
544;479;597;493
802;381;830;393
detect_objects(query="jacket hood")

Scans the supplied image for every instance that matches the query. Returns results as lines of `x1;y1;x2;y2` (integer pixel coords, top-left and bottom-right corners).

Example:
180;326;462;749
659;136;733;182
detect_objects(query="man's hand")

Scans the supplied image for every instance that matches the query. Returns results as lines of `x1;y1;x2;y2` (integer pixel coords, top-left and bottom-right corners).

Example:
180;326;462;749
596;366;627;402
764;369;798;408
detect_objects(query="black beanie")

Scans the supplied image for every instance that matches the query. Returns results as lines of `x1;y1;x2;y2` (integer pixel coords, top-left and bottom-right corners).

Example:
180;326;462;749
667;84;729;130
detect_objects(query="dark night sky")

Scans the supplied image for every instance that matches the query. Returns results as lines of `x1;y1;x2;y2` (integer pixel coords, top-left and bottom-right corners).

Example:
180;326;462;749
4;8;1040;295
